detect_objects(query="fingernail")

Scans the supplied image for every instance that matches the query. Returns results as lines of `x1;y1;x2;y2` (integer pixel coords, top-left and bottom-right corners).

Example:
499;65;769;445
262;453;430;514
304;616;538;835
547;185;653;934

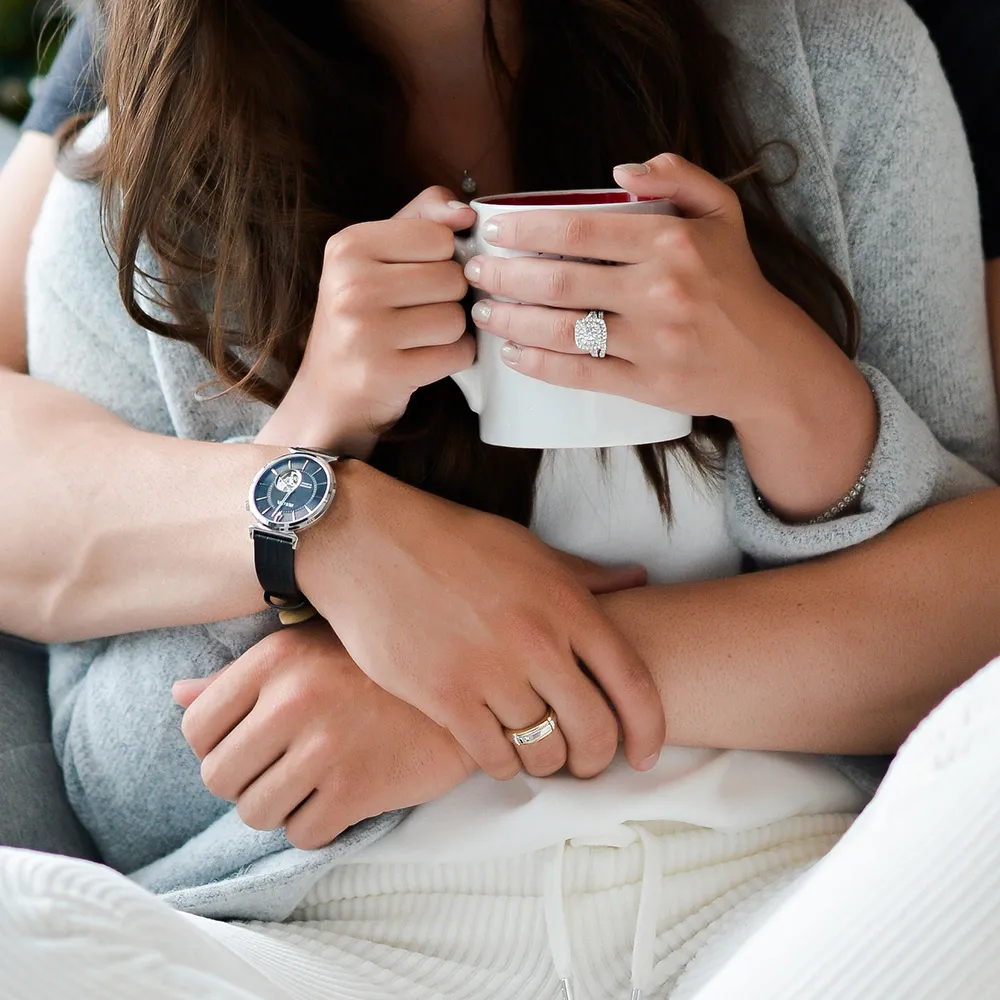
501;342;522;366
471;300;492;324
614;162;650;176
464;258;483;282
172;679;198;704
447;200;471;211
637;751;661;772
483;220;500;242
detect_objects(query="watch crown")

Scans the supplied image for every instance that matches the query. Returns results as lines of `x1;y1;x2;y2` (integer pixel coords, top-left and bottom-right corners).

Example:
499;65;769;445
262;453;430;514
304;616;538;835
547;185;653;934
245;500;251;511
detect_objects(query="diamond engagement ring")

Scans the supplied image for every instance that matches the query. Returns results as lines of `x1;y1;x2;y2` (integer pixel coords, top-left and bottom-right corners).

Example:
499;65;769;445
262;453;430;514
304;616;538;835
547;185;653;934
504;709;559;746
574;310;608;358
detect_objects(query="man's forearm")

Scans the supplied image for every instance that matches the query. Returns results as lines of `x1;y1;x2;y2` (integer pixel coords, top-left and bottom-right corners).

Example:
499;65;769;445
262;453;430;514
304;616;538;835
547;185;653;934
601;488;1000;755
0;370;283;642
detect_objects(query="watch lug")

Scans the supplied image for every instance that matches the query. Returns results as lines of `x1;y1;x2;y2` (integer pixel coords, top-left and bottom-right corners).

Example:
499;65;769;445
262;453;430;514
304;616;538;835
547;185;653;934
249;526;299;549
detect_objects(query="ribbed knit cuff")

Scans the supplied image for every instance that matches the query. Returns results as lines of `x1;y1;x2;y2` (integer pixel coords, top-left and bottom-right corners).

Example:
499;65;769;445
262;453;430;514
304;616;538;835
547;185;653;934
725;364;996;567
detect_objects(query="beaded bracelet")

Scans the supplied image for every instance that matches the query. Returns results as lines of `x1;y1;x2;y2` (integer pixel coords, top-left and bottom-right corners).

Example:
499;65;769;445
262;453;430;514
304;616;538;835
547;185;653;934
755;452;873;525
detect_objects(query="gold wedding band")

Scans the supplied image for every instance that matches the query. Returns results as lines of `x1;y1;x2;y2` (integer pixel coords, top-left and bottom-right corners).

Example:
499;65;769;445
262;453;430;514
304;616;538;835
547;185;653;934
504;709;558;747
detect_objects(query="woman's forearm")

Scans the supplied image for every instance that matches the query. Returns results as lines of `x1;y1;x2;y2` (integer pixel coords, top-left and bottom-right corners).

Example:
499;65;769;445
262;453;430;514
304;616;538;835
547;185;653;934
601;488;1000;755
0;370;285;642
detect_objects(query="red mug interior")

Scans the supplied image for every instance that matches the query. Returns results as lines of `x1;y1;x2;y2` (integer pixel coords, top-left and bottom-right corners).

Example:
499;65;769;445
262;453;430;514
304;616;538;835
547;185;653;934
476;190;662;207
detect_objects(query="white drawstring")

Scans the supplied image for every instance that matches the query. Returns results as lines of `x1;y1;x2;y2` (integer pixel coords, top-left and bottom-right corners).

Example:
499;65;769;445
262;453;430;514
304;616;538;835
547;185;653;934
543;840;575;1000
541;824;664;1000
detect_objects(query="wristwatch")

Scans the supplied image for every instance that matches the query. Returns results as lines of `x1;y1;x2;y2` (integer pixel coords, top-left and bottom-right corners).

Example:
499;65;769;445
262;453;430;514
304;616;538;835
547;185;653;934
247;448;343;610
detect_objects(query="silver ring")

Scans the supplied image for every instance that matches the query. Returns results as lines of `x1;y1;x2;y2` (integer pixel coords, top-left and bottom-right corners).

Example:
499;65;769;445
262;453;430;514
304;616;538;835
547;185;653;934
504;709;558;746
574;310;608;358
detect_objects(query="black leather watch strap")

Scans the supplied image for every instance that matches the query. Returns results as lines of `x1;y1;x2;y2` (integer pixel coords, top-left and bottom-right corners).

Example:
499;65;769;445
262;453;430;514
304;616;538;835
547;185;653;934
251;529;307;610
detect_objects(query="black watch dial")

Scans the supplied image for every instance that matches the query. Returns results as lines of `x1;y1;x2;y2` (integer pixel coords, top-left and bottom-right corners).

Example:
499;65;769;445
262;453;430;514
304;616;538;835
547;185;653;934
250;454;333;531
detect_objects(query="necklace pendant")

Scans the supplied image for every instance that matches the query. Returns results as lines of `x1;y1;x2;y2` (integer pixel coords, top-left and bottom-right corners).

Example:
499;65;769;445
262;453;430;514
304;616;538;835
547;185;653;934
461;170;478;196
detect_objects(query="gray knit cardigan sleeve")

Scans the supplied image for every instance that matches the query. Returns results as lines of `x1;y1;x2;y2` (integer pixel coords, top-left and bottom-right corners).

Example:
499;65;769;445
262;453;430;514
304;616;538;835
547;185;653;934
724;17;1000;566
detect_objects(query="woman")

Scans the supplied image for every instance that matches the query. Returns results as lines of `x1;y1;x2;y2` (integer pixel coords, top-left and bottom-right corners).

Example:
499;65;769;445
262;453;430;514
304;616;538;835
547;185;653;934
1;0;999;997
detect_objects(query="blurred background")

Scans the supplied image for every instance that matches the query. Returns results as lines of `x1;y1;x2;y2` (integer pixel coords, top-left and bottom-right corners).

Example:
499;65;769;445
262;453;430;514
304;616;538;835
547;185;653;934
0;0;71;161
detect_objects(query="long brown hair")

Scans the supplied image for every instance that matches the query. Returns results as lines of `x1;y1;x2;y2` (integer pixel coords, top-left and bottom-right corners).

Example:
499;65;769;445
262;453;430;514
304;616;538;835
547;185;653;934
81;0;857;524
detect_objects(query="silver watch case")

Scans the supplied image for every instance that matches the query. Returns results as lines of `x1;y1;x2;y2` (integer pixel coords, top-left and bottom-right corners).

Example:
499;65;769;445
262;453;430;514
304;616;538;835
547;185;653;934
247;448;339;539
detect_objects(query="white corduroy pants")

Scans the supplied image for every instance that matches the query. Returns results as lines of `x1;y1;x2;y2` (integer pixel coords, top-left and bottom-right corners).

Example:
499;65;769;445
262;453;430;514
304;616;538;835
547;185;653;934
3;655;1000;1000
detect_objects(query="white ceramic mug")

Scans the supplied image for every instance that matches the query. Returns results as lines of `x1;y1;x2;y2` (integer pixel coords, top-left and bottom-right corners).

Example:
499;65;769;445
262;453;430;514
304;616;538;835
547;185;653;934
452;189;692;449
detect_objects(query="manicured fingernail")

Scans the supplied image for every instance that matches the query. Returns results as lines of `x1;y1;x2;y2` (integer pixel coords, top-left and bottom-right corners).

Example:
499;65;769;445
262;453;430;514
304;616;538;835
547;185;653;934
464;258;483;282
638;751;661;771
483;220;500;242
447;200;471;210
471;300;492;324
501;342;522;366
614;162;650;176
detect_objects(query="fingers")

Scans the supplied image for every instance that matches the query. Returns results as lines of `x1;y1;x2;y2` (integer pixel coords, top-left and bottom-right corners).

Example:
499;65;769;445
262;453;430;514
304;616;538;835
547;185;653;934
180;664;260;761
471;300;642;362
442;702;523;782
199;708;291;802
402;336;478;385
284;790;349;852
488;685;568;778
327;217;460;265
482;209;664;263
465;254;626;311
235;752;316;832
391;301;467;349
394;185;478;232
546;549;648;594
612;154;741;222
530;666;621;779
500;340;637;396
172;669;224;709
380;261;468;308
570;607;665;772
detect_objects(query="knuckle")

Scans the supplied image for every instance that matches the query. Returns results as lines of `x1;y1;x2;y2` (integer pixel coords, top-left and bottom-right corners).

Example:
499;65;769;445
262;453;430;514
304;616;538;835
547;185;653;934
562;214;591;250
285;821;325;852
236;795;273;832
569;724;618;778
545;266;573;302
325;226;361;262
521;740;566;778
199;754;233;800
557;311;578;347
567;355;594;387
648;278;686;311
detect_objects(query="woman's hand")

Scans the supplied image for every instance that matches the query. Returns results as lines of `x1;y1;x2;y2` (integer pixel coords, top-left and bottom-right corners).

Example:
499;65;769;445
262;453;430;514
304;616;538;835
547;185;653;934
465;153;877;520
175;621;477;851
297;462;665;782
255;187;477;458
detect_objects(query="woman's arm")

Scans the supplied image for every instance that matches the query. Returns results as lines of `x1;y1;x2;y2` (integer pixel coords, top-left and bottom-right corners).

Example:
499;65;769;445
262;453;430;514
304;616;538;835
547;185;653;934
601;487;1000;755
726;32;999;566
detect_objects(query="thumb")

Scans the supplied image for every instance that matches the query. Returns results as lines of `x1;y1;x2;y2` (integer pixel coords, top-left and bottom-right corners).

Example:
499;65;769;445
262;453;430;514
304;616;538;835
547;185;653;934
172;667;228;709
550;549;648;594
612;153;740;221
394;184;477;232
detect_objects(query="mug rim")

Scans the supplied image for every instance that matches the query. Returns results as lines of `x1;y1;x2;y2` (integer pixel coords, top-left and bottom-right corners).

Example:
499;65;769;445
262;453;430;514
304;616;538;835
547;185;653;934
471;188;669;209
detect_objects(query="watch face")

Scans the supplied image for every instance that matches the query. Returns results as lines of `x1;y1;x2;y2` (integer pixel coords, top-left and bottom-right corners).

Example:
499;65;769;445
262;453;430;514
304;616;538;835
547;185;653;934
250;454;333;530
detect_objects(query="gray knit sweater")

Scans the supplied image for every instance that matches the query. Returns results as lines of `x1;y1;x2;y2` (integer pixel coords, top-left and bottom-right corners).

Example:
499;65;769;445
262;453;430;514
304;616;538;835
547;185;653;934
25;0;999;920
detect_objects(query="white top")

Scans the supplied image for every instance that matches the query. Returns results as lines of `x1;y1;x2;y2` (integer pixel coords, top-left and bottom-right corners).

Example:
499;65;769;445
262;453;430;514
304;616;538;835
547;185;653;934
354;448;865;866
